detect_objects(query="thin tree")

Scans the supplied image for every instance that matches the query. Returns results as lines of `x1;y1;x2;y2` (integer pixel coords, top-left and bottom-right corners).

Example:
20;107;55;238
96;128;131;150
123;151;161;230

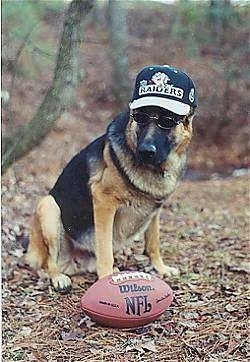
209;0;232;44
107;0;130;109
2;0;94;173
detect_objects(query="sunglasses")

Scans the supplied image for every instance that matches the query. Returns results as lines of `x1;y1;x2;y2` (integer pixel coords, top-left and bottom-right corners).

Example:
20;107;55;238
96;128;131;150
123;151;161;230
131;112;184;130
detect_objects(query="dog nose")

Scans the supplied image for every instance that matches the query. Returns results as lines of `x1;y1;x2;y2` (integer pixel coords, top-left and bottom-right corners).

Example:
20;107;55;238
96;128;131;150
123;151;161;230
138;144;157;163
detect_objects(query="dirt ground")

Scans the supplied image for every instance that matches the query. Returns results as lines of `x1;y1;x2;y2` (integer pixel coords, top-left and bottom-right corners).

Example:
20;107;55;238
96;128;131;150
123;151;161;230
2;111;249;361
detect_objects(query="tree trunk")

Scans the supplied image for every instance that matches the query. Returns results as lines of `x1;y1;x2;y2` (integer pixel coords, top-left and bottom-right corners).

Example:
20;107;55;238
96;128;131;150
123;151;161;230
107;0;130;109
2;0;94;173
209;0;231;44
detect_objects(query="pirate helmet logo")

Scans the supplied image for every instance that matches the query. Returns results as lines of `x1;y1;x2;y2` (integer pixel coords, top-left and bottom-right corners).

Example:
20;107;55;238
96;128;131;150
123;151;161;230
152;72;170;86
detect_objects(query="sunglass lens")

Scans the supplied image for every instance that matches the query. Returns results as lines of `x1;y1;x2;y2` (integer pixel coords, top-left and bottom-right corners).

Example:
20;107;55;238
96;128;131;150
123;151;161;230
133;113;150;124
158;116;177;129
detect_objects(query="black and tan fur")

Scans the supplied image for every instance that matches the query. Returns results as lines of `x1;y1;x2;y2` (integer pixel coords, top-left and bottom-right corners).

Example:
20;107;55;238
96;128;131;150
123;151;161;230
25;106;194;292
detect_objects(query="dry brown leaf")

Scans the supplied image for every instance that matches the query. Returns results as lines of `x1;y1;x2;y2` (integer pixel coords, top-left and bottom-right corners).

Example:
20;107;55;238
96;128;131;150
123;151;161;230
60;329;86;341
225;303;237;312
141;340;157;353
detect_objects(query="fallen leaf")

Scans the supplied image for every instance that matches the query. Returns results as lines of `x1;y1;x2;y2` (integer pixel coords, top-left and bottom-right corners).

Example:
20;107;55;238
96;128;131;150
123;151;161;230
227;263;250;273
131;326;150;334
89;348;99;355
207;224;221;230
21;326;32;336
225;303;237;312
78;316;96;328
9;249;23;258
141;340;157;353
125;344;144;353
60;330;86;341
180;311;200;319
134;255;150;263
178;320;198;329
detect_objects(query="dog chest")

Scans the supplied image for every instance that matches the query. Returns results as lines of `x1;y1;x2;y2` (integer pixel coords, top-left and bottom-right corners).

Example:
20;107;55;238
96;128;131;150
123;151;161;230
113;201;158;245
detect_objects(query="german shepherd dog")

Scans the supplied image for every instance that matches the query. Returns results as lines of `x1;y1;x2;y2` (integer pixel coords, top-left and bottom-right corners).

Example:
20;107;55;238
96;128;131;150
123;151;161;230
25;105;195;292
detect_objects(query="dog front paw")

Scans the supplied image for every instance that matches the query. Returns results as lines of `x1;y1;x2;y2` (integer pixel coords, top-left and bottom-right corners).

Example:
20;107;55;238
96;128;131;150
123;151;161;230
51;273;72;293
152;258;180;277
157;265;180;277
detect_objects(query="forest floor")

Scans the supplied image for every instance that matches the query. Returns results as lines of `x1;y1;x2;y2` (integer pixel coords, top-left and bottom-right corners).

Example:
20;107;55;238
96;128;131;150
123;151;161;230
2;108;249;361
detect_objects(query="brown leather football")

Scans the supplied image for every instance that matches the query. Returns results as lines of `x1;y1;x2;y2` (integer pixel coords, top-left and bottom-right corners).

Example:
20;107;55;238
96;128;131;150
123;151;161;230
80;271;174;328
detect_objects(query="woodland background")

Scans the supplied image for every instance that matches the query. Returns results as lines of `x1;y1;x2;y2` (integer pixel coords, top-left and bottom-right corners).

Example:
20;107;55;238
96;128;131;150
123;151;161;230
2;0;249;172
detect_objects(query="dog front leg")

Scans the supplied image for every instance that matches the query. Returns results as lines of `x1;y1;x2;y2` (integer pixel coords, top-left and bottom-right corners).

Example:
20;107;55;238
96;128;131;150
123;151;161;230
145;212;179;277
27;195;72;292
92;187;118;279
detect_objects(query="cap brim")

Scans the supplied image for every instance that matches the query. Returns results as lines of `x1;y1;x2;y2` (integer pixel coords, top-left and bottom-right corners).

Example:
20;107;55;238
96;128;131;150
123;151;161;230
130;96;190;116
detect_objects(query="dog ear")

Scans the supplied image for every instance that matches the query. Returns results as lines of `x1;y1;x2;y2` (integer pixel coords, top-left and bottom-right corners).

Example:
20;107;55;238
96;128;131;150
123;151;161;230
189;107;196;118
183;107;195;126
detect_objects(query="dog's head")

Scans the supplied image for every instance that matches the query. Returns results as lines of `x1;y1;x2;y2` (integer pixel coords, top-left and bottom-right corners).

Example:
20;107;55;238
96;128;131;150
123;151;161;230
127;65;197;172
127;105;195;170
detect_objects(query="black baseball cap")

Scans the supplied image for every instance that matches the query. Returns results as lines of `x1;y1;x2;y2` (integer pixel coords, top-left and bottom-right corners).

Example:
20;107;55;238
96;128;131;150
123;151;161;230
130;65;197;115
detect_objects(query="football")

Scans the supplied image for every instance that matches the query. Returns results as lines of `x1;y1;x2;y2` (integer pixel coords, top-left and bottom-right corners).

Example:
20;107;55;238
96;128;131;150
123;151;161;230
80;271;174;328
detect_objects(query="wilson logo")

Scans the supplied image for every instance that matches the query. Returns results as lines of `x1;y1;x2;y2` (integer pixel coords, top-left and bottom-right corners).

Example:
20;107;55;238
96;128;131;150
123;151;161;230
119;283;154;294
